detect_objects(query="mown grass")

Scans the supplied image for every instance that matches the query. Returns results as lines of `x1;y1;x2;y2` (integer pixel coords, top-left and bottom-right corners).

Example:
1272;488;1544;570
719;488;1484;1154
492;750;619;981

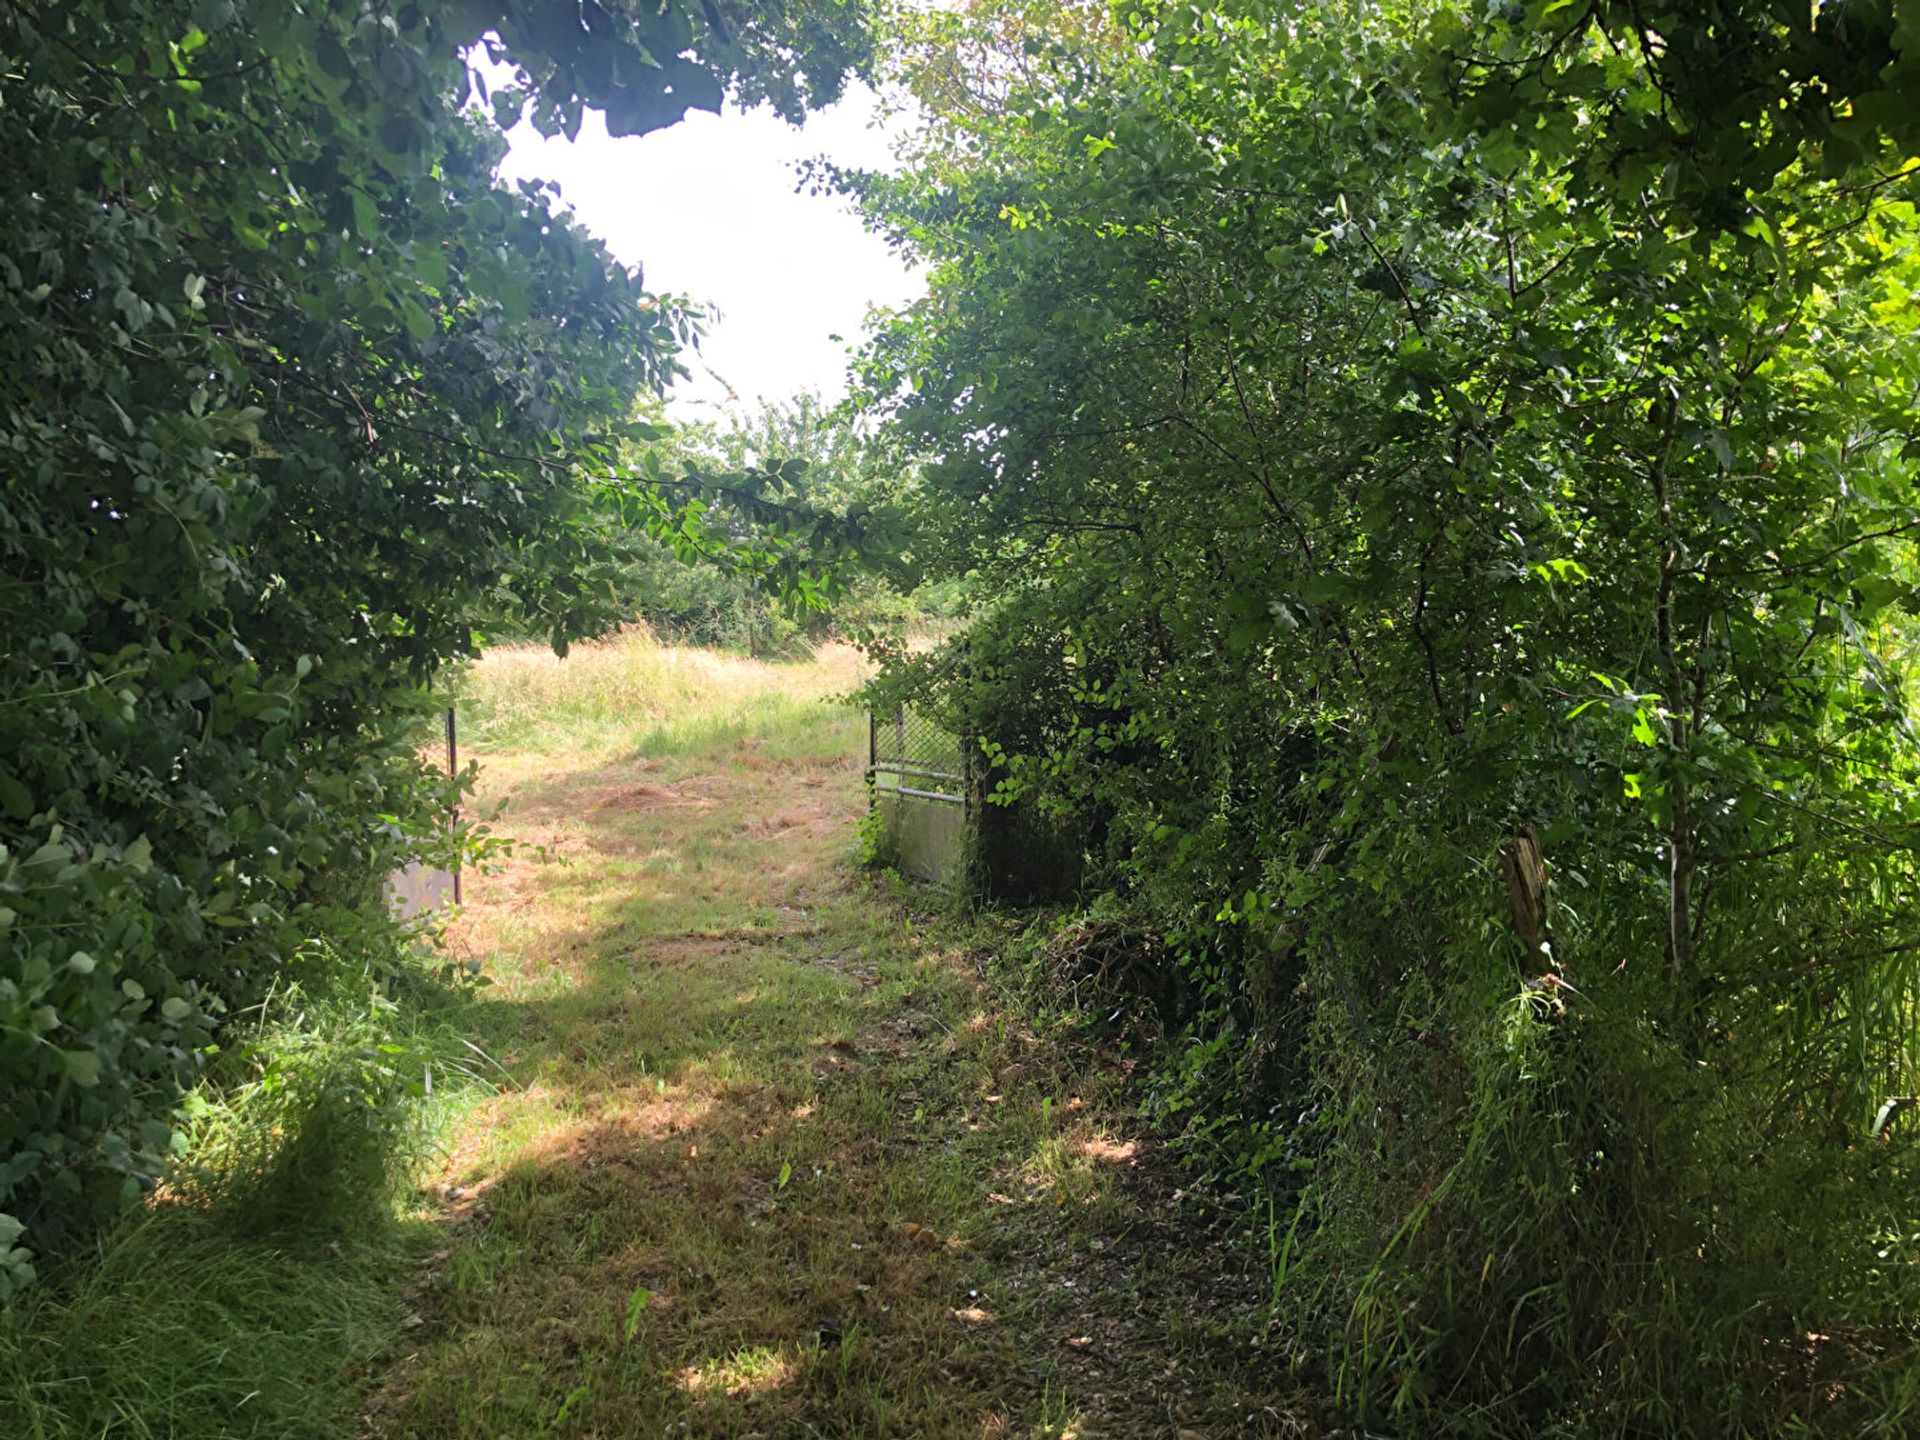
371;630;1287;1437
4;630;1287;1439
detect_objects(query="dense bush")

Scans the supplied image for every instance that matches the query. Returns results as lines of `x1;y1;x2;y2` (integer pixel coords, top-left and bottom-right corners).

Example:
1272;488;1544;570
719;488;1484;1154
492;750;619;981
854;1;1920;1430
0;0;870;1272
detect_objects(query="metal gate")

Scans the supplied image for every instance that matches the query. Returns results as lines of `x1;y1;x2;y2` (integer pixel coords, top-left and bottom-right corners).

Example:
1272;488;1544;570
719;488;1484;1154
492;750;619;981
867;705;969;887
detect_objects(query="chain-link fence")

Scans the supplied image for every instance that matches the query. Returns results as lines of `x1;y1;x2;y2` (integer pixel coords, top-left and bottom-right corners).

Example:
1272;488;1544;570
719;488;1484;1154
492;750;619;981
868;704;968;886
867;702;1082;899
868;705;966;805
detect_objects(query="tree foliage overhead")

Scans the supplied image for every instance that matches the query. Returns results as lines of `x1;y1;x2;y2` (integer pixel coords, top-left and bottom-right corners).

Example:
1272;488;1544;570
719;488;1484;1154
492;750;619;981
0;0;872;1276
849;0;1920;1428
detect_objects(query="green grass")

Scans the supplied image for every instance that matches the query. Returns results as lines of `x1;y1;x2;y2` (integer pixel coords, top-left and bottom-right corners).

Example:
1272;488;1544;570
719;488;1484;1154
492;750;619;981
3;630;1292;1439
1;1214;415;1440
0;945;478;1439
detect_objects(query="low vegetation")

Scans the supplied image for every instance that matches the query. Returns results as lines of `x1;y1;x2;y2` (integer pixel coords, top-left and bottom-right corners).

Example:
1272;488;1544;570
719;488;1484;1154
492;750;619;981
1;935;475;1438
9;2;1920;1435
3;635;1290;1438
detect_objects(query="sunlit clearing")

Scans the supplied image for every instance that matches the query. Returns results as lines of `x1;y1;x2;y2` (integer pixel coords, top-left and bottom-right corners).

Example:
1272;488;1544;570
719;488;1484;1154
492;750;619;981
458;627;868;755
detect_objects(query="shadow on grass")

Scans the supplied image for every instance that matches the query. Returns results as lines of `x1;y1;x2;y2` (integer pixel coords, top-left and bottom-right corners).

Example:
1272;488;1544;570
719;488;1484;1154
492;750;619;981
370;701;1295;1440
3;712;1288;1440
0;1052;456;1440
379;1101;1026;1439
366;727;1062;1438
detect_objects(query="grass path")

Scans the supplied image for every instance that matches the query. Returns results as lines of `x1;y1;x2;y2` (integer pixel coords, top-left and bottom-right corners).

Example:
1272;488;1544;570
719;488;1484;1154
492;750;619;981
369;638;1299;1439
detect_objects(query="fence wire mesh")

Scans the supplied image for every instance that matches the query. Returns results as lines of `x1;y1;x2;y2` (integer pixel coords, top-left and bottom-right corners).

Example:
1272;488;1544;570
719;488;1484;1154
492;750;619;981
869;705;966;803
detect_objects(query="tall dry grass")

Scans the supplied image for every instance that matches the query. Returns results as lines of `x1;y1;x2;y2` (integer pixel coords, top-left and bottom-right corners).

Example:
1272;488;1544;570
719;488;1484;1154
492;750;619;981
457;628;869;757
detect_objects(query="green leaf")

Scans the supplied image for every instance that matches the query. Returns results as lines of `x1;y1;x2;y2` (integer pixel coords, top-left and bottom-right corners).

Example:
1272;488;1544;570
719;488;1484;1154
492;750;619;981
1855;576;1909;615
378;114;417;156
622;1285;652;1340
399;298;434;343
314;35;352;82
352;190;380;240
0;772;30;819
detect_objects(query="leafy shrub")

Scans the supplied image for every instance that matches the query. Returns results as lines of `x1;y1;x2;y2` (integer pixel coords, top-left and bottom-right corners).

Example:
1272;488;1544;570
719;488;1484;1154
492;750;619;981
856;1;1920;1429
171;941;477;1230
0;0;871;1263
610;394;960;653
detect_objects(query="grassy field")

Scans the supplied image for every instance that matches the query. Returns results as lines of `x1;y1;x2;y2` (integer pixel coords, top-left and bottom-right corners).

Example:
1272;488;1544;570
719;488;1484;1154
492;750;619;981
4;632;1290;1439
384;632;1298;1437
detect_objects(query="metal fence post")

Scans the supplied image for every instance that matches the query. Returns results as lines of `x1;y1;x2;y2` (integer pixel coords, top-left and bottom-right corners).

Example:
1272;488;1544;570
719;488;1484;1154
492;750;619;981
446;705;461;904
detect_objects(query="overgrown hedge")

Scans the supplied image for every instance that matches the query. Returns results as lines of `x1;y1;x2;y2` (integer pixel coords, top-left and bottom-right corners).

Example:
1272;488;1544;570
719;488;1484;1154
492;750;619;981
858;1;1920;1430
0;0;870;1279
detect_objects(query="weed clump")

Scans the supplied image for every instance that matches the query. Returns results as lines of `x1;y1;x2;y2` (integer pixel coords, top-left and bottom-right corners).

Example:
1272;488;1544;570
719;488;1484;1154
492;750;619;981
0;939;484;1439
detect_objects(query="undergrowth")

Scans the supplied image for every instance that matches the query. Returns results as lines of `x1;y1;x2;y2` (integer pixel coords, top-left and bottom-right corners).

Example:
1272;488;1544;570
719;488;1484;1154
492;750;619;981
987;886;1920;1437
0;937;485;1439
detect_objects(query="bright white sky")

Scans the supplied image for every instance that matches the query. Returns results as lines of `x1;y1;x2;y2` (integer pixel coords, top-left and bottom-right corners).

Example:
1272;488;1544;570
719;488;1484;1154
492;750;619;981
491;83;924;418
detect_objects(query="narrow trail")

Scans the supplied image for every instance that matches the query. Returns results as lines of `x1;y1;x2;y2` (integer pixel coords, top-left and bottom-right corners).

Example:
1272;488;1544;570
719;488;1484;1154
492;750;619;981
363;682;1302;1439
